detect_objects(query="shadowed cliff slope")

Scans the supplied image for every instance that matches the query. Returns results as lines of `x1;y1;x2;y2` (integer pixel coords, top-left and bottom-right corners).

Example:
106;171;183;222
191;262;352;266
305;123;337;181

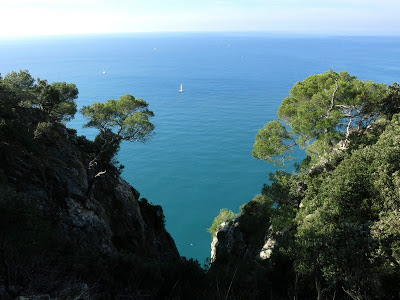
0;71;207;299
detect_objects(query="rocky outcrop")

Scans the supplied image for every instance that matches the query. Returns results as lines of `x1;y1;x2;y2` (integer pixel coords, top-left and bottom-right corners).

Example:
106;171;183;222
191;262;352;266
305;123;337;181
0;114;183;298
259;237;277;260
211;217;276;263
210;220;250;261
2;121;179;260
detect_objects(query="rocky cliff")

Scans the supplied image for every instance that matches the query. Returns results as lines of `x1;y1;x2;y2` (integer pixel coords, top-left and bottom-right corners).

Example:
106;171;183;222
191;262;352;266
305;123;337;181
210;193;277;264
210;218;276;263
0;107;182;299
3;116;179;260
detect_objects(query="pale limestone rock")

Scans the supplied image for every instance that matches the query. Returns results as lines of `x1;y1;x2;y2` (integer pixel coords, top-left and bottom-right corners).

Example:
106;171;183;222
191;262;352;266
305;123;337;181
259;238;276;260
210;236;219;262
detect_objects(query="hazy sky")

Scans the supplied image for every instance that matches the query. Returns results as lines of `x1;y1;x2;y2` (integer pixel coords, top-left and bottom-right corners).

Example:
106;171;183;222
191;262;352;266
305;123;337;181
0;0;399;37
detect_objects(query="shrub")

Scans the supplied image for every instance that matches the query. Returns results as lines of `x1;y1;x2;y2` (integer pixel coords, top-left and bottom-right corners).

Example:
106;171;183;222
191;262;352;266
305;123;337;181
208;208;237;236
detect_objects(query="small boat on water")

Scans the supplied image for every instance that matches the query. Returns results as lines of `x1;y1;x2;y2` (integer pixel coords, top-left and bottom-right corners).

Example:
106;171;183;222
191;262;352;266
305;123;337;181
179;83;183;93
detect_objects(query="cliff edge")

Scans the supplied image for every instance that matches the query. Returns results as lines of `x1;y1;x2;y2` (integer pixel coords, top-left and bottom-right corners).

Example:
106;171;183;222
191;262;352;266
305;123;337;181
0;106;182;298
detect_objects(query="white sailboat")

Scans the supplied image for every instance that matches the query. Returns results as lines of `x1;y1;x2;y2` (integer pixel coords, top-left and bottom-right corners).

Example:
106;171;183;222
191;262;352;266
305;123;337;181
179;83;183;93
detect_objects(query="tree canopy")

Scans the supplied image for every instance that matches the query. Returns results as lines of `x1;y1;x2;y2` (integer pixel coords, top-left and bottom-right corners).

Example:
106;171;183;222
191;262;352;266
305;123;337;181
34;79;78;122
80;94;155;168
252;70;400;164
81;94;155;143
1;69;78;122
289;114;400;298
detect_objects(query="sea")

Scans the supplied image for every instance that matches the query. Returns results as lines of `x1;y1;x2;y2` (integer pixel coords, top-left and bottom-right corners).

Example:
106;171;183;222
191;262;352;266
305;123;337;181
1;33;400;263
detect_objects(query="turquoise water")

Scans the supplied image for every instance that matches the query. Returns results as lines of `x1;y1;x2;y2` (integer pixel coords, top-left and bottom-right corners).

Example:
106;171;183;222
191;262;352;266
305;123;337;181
1;33;400;263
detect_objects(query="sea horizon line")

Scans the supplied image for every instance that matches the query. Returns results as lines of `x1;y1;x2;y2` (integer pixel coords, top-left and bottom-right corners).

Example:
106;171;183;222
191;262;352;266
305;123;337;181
1;30;400;41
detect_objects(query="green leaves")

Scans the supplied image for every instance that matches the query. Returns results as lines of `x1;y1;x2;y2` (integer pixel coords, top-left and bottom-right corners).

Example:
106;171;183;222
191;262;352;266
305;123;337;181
208;208;237;236
81;94;155;143
382;82;400;119
252;120;295;165
254;70;392;164
35;80;78;122
80;94;155;168
3;69;35;93
288;113;400;295
1;70;78;122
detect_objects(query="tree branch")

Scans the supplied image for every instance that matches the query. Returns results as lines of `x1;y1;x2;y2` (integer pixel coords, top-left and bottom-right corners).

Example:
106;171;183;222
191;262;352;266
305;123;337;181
326;81;340;118
88;136;121;170
346;117;353;139
95;170;107;177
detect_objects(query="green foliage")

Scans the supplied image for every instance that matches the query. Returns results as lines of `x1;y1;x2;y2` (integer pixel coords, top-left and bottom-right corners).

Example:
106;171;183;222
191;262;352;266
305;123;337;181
81;94;155;168
139;198;166;231
34;121;53;139
380;82;400;120
253;70;391;164
208;208;237;236
262;170;292;205
224;113;400;298
288;114;400;298
2;69;35;105
0;78;20;113
239;194;273;245
0;77;19;140
252;120;295;165
371;210;400;268
262;171;300;236
93;128;121;164
34;79;78;122
1;70;78;122
81;94;155;143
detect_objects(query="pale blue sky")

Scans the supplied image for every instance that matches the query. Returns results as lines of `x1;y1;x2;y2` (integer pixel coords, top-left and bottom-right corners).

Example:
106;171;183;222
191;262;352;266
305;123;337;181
0;0;399;37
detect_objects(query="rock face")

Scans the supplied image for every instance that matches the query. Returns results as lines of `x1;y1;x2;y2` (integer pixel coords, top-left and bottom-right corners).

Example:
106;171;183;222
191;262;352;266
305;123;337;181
259;237;277;260
211;217;275;262
210;220;249;262
1;121;179;260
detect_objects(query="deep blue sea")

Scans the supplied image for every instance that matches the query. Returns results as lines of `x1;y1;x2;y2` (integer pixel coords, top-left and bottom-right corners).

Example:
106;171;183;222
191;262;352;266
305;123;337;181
1;33;400;263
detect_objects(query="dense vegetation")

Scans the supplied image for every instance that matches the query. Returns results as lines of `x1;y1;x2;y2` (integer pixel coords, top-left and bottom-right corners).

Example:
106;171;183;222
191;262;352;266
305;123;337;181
211;71;400;299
